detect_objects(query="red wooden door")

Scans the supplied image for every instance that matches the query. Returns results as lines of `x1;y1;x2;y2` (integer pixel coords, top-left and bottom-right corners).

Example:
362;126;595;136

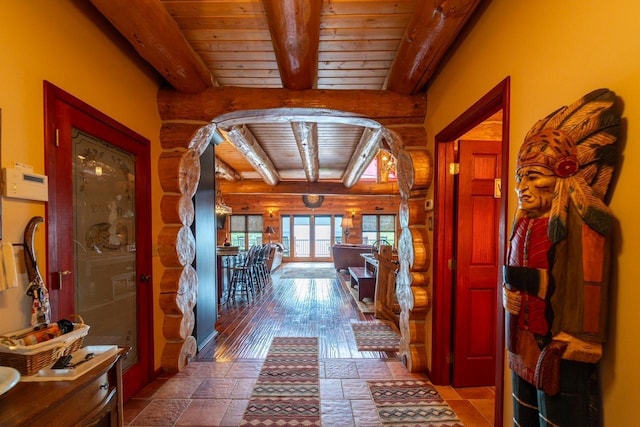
452;140;501;387
44;82;153;400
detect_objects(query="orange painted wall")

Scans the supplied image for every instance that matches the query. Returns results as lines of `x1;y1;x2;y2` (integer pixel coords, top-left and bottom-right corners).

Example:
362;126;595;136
425;0;640;424
0;1;165;370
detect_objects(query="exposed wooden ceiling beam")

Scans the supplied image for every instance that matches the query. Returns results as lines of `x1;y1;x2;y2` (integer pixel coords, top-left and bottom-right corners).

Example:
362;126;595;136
214;156;241;182
386;0;482;95
158;87;426;123
219;125;280;186
219;180;399;196
89;0;214;93
342;127;384;188
291;122;319;182
262;0;321;90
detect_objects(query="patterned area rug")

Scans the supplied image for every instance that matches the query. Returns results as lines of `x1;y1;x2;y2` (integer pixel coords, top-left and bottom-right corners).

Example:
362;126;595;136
241;337;320;426
351;321;400;352
368;380;464;426
279;267;338;279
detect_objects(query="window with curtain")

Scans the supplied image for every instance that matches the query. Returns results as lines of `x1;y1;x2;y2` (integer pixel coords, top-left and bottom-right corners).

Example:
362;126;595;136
230;214;264;250
361;214;396;247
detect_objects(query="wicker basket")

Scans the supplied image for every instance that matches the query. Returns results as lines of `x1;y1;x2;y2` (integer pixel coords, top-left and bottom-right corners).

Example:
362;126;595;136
0;320;90;376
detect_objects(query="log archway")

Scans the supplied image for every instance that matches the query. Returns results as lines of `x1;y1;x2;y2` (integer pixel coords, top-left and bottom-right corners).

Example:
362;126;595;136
156;114;432;373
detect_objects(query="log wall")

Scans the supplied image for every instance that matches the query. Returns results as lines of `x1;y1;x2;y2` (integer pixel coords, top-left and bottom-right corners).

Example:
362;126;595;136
156;108;432;375
157;122;215;372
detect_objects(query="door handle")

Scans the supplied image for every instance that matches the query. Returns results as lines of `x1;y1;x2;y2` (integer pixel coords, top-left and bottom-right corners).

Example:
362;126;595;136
140;274;151;283
58;270;71;290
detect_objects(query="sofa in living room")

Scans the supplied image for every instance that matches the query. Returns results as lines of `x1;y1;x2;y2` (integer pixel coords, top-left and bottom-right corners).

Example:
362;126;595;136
331;244;374;272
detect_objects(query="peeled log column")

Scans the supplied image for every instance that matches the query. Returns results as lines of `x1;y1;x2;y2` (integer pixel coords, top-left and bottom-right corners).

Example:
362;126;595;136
159;266;198;315
158;149;200;197
161;336;197;373
394;142;432;373
158;225;196;268
163;309;195;341
160;264;197;293
160;194;195;227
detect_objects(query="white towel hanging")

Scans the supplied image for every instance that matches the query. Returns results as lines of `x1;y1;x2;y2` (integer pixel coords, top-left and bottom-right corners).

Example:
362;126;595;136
1;242;19;290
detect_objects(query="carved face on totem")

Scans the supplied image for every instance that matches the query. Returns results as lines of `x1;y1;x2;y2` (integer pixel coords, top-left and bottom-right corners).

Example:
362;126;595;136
515;129;578;218
515;165;557;217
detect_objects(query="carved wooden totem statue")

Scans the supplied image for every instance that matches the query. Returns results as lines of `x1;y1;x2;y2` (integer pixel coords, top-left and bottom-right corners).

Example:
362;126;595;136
503;89;621;426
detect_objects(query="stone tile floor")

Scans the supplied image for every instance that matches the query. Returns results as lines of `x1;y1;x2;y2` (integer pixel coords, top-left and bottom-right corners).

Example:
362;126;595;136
124;357;494;426
125;263;496;426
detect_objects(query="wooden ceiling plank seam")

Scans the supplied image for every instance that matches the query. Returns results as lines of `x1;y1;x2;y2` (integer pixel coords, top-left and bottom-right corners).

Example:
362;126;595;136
206;61;279;70
182;29;272;41
199;52;278;61
214;70;282;79
190;40;277;51
318;69;390;77
172;16;271;30
318;51;397;61
319;15;412;29
321;0;417;15
161;0;266;17
319;28;410;41
319;60;394;70
318;39;403;51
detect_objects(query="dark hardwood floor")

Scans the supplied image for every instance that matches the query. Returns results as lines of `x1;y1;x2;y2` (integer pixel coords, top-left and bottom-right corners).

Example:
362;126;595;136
196;262;396;361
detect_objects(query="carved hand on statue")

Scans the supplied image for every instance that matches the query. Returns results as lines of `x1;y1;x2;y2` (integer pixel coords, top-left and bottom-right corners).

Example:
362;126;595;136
502;284;522;315
552;331;603;363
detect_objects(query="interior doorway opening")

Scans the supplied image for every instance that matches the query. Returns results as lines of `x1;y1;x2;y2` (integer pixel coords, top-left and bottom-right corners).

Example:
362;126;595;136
432;77;511;427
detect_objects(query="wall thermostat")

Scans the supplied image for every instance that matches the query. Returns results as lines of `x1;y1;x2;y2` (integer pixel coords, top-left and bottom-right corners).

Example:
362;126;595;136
2;167;49;202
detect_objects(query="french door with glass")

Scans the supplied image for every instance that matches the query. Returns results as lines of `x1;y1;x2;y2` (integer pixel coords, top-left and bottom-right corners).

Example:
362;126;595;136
281;215;340;261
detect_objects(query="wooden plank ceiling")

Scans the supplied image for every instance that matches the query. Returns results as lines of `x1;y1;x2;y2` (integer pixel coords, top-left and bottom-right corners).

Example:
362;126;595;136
89;0;483;194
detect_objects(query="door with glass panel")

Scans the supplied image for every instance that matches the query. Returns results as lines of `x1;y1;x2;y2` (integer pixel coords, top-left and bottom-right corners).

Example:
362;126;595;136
281;215;340;261
313;215;332;259
44;82;152;400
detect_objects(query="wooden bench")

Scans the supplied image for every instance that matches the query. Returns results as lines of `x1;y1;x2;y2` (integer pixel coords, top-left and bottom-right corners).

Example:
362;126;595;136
348;266;376;301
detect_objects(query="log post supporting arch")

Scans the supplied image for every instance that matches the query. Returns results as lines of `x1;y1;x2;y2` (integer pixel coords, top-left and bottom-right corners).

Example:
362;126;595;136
385;126;433;372
157;122;216;372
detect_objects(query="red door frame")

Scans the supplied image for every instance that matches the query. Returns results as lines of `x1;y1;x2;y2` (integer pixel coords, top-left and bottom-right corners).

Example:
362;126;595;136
431;77;510;427
43;81;154;400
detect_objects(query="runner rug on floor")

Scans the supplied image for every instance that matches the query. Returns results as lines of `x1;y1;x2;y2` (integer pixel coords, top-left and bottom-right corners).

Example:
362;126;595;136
368;379;464;426
279;267;338;279
351;321;400;351
240;337;320;426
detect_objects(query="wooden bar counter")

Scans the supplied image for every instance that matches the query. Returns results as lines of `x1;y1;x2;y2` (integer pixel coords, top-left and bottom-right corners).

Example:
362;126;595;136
0;347;127;426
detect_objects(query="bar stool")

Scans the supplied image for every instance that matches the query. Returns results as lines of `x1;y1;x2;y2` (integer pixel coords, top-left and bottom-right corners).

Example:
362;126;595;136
227;246;258;302
252;244;271;292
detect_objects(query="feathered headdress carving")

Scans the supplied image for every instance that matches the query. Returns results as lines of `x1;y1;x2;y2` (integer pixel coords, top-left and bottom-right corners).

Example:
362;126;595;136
515;89;621;243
